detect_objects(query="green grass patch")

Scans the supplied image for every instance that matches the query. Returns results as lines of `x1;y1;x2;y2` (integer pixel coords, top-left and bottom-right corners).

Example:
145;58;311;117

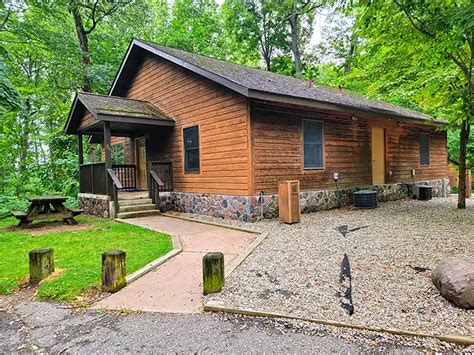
0;216;172;301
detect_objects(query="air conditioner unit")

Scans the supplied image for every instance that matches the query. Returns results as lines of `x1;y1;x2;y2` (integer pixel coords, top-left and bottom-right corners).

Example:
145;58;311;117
353;190;378;209
418;185;432;201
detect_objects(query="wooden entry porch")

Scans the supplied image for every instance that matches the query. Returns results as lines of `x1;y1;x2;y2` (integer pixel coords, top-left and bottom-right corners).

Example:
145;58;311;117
79;161;173;193
65;92;176;218
78;159;173;217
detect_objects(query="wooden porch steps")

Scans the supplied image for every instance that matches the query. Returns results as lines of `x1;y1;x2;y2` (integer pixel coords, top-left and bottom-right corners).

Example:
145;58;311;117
117;210;161;219
119;203;156;213
118;198;153;207
116;195;159;219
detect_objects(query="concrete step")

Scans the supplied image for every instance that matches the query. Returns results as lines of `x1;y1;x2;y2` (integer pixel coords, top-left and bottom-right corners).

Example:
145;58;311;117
118;198;153;207
119;204;156;213
117;210;161;219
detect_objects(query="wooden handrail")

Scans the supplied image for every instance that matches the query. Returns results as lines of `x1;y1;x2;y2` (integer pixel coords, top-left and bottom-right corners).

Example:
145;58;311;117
112;164;136;168
148;161;173;192
107;169;123;189
149;170;164;210
148;160;172;164
150;171;165;187
107;169;123;219
80;162;105;167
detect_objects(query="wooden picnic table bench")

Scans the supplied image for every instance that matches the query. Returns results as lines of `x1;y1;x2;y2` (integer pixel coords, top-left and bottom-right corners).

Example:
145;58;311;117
11;195;83;228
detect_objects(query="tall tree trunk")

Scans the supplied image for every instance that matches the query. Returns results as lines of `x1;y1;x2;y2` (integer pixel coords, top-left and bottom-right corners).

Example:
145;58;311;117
17;98;32;195
70;4;92;93
458;73;473;208
19;98;31;165
259;38;272;71
259;10;272;72
289;8;302;76
344;35;357;73
263;53;271;71
458;119;469;208
70;2;96;161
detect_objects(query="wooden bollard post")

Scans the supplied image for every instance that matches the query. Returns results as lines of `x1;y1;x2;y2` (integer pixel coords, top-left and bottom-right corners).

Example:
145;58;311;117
102;250;126;293
202;252;224;295
29;248;54;283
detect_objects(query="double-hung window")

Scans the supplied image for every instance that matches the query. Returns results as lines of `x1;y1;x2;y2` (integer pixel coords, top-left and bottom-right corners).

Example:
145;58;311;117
419;132;430;166
184;125;200;172
303;120;324;169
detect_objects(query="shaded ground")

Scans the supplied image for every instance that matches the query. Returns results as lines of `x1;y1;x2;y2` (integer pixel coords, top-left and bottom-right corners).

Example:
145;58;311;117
2;220;93;236
0;296;426;353
25;222;92;236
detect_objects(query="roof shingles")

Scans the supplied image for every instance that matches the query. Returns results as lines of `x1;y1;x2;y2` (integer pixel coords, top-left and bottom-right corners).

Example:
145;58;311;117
139;39;442;123
77;92;172;121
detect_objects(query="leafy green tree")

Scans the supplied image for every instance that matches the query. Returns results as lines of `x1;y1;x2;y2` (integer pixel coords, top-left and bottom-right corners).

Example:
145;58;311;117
317;10;358;73
0;0;162;212
223;0;289;71
1;1;76;205
352;0;474;208
223;0;325;75
165;0;225;57
67;0;134;92
280;0;322;76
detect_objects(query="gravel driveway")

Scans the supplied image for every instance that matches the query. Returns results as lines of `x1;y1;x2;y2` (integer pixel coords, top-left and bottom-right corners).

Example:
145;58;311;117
202;197;473;344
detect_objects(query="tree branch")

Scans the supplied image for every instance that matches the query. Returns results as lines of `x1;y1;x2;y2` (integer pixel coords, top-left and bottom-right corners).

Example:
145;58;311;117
0;8;12;32
84;1;130;34
392;0;436;39
393;0;471;82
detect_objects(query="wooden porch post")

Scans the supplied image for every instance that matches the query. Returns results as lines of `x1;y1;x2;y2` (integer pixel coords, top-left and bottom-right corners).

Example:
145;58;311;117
104;121;112;196
77;133;84;165
78;133;83;193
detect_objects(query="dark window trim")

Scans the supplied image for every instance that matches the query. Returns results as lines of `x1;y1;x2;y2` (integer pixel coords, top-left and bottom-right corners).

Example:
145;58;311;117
419;132;430;166
183;125;200;173
303;119;325;170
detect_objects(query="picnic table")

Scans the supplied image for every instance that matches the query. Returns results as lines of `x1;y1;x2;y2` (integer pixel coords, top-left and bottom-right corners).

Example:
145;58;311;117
11;195;83;228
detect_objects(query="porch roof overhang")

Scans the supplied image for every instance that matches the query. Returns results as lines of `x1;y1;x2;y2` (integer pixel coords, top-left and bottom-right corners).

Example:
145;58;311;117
64;92;175;136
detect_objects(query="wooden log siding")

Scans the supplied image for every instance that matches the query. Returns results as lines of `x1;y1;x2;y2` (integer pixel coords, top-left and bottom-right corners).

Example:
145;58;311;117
124;54;251;195
78;112;96;129
385;123;447;183
102;53;447;197
251;105;447;194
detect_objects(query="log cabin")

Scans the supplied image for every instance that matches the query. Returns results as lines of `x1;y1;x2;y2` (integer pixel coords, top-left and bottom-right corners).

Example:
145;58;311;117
65;39;450;221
